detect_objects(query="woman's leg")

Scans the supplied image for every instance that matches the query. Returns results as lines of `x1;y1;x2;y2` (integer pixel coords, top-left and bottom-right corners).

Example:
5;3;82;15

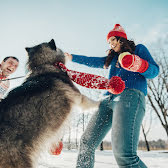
76;97;113;168
111;89;147;168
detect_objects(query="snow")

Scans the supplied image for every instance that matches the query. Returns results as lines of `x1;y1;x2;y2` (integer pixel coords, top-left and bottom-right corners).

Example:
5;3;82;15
38;149;168;168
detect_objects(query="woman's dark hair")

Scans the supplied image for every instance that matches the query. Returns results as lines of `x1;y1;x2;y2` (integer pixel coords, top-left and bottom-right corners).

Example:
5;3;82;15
104;36;136;68
117;37;136;54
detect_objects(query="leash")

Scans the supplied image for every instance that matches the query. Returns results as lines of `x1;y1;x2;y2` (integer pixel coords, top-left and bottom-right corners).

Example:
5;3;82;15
0;76;25;81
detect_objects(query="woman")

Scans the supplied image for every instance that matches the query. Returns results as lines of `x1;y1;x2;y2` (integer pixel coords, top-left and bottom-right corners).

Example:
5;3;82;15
65;24;159;168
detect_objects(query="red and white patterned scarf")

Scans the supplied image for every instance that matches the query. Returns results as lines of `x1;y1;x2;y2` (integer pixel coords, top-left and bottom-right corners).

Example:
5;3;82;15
56;62;125;94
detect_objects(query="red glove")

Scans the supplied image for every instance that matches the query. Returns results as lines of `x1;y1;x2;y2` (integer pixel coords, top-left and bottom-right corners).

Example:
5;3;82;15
56;62;125;94
118;52;149;73
50;141;63;155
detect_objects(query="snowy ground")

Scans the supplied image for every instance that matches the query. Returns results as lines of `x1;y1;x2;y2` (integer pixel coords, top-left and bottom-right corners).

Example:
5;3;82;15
38;149;168;168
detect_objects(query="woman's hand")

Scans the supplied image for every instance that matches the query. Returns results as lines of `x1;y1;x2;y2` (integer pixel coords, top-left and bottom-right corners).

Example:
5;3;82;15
118;52;149;73
64;52;73;61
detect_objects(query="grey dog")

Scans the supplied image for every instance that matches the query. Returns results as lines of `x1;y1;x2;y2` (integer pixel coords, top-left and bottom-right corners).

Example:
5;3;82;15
0;39;99;168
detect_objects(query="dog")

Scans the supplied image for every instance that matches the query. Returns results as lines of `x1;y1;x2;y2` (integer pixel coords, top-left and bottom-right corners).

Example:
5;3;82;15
0;39;99;168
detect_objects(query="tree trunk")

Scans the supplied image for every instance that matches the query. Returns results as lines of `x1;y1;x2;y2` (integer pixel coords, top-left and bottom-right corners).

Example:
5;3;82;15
68;126;71;150
83;113;85;132
142;125;150;151
100;141;104;151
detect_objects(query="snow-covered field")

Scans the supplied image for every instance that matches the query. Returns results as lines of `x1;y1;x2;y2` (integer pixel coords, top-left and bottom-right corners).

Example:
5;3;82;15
38;149;168;168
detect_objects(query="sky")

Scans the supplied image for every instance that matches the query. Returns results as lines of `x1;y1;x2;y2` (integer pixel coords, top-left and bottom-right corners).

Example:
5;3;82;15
0;0;168;141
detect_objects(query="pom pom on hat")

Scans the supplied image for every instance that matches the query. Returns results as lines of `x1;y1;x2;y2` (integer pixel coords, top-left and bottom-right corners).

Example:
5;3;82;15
107;24;127;41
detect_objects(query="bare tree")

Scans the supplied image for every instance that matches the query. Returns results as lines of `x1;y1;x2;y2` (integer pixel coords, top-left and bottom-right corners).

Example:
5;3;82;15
68;126;71;150
75;113;84;148
147;48;168;138
74;111;92;149
100;141;104;151
141;108;153;151
141;125;150;151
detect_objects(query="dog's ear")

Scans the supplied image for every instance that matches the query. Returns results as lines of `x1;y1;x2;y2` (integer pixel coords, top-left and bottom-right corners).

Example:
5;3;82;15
25;47;31;52
49;39;57;50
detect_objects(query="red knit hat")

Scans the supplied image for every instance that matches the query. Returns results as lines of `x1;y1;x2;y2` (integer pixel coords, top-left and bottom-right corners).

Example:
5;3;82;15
107;24;127;41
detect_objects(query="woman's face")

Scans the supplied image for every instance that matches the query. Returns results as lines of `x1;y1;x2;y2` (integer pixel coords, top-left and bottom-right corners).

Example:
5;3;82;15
108;36;121;53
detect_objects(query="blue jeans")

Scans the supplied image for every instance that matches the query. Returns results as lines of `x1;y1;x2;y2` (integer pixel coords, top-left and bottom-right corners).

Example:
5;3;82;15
76;89;147;168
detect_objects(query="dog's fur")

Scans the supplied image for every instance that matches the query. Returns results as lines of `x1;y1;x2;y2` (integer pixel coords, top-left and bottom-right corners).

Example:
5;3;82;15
0;39;99;168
